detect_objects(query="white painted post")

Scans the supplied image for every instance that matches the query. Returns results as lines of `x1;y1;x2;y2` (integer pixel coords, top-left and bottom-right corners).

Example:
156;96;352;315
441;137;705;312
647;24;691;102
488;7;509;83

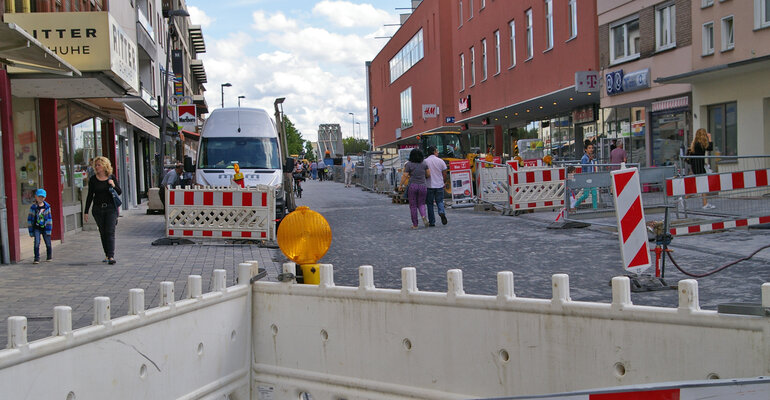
213;269;226;292
7;316;27;349
129;289;145;315
762;283;770;308
53;306;72;336
238;263;251;286
401;267;418;294
447;269;464;298
319;264;335;288
359;265;374;290
246;260;260;281
678;279;700;312
187;275;202;299
160;282;175;306
93;297;111;325
551;274;571;303
282;262;296;284
611;276;632;308
497;271;515;299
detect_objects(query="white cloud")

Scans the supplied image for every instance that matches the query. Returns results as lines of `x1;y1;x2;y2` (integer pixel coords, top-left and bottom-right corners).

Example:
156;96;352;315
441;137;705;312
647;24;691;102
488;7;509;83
251;11;298;32
187;6;212;28
313;1;394;28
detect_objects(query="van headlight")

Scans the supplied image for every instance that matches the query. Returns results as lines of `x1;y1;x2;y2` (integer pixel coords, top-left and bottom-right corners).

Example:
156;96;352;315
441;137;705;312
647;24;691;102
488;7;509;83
275;184;283;200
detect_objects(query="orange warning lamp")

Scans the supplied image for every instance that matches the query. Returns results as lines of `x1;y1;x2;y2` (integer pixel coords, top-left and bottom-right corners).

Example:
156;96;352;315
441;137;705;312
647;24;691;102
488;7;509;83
232;163;245;188
277;206;332;284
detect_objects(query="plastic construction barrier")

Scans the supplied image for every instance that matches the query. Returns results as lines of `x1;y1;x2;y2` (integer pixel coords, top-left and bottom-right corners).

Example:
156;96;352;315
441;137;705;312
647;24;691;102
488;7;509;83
166;186;276;241
611;167;652;275
508;166;566;212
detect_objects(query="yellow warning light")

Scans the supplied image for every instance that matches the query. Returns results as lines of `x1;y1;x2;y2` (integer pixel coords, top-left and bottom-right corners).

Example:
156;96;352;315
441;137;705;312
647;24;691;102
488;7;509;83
277;206;332;265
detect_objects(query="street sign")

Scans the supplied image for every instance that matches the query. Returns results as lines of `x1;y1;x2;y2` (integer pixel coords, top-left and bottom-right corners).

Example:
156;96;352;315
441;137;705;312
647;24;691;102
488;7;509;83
177;104;197;131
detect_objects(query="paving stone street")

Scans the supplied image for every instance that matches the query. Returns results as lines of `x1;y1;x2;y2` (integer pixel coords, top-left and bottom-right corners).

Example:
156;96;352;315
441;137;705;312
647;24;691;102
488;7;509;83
1;178;768;345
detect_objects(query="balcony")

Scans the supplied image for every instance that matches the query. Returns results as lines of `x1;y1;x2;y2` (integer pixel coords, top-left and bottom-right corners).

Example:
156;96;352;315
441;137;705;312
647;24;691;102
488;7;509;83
189;25;206;54
190;59;207;84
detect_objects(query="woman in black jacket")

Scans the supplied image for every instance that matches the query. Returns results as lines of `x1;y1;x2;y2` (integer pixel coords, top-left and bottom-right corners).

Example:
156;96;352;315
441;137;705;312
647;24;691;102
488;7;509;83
689;128;714;209
84;156;122;264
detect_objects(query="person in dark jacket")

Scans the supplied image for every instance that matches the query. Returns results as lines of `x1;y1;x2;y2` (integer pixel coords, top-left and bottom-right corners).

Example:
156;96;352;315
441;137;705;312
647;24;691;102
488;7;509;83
27;188;53;263
84;156;122;264
689;128;714;209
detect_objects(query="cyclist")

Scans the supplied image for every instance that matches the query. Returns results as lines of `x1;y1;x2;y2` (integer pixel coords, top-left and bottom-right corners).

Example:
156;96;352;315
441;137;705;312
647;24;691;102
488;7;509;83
293;161;304;198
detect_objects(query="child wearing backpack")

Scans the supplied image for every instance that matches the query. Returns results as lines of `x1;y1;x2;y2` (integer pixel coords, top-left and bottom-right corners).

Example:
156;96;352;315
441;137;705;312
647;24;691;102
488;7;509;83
27;188;53;264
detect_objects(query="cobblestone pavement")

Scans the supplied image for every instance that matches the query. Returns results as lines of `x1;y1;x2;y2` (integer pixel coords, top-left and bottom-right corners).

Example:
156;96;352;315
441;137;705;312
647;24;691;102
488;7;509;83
0;206;282;344
295;179;769;309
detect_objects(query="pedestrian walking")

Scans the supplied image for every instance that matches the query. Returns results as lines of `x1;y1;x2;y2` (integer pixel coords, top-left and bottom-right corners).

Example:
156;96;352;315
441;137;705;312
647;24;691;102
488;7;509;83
159;163;183;208
424;146;448;226
688;128;715;209
399;148;431;229
609;140;627;170
344;156;355;187
27;188;53;264
84;156;122;265
573;142;598;210
318;159;326;181
311;161;318;180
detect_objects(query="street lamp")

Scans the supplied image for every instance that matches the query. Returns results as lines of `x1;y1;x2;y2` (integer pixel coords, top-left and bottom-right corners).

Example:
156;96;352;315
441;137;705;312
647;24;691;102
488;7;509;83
348;112;355;140
158;8;190;187
238;95;245;108
220;82;232;108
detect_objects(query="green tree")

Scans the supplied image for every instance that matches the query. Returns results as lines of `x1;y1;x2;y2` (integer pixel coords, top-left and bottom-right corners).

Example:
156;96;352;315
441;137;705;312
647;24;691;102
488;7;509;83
304;141;316;162
283;115;305;156
342;137;370;155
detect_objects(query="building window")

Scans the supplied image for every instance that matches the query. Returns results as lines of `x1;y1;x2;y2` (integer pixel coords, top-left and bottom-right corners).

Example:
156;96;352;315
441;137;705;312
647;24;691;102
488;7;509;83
702;22;714;55
459;0;463;27
610;16;640;64
494;30;501;74
389;29;424;83
400;87;413;129
469;0;473;19
470;46;476;85
481;39;488;81
460;53;466;90
525;9;533;59
568;0;578;39
702;0;714;7
480;0;486;10
721;16;734;51
544;0;553;50
509;20;517;67
759;0;770;28
708;102;737;156
656;2;676;51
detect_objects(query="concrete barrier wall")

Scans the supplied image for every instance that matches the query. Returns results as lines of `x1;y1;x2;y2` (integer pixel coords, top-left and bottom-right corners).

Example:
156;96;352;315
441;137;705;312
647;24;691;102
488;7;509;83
251;264;770;400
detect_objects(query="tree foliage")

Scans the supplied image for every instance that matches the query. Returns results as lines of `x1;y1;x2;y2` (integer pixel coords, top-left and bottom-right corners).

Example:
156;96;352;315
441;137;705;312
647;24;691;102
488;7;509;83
342;137;370;155
283;115;305;156
304;141;316;162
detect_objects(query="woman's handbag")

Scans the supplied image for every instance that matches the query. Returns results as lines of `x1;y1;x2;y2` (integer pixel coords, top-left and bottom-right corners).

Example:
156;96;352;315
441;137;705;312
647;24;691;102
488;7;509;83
109;186;122;209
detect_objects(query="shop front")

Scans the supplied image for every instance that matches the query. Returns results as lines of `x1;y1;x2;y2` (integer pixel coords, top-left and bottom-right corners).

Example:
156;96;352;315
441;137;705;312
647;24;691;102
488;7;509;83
650;96;690;167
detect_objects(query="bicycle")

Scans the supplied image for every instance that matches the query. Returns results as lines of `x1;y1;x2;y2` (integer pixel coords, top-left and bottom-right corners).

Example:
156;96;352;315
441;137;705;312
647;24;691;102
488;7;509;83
293;172;303;198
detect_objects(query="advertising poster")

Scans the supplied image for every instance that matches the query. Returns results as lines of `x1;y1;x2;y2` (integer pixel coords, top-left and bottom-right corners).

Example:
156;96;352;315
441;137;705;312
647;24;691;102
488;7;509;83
449;160;473;203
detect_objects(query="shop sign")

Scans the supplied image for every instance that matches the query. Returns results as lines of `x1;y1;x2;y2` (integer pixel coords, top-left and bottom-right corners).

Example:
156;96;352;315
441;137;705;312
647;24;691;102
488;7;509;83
446;116;455;123
5;12;139;92
458;95;471;113
395;128;401;139
177;105;197;131
449;160;473;202
422;104;439;119
632;120;645;137
606;68;650;96
572;106;595;124
575;71;600;92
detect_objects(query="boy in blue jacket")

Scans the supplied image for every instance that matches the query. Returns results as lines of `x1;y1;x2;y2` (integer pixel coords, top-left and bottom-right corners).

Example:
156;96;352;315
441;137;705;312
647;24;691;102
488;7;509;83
27;188;53;264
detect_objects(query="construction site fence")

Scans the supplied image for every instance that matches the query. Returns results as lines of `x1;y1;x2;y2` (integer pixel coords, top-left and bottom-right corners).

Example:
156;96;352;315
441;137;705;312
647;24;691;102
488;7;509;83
1;263;769;399
678;154;770;177
475;159;513;208
564;164;675;226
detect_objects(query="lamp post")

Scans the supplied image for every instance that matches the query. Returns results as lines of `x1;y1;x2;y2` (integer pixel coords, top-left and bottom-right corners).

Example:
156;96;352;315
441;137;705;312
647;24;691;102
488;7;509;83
158;8;189;187
238;95;245;108
220;82;232;108
348;112;355;140
356;122;361;139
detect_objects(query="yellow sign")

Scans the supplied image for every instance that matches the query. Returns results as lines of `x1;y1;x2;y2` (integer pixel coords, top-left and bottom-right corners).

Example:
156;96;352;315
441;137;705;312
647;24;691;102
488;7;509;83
5;12;139;92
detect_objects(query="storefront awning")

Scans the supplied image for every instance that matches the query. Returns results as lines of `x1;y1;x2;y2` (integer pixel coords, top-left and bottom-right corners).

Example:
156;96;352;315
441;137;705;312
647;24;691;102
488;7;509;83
181;130;200;141
656;54;770;84
0;22;80;76
124;105;159;139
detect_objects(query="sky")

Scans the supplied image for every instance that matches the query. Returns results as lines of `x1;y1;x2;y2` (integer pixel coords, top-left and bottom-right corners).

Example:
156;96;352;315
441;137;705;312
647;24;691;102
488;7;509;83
186;0;404;143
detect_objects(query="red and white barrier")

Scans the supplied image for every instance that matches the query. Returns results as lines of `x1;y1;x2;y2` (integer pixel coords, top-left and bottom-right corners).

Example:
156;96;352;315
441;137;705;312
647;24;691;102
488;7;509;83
611;168;651;274
670;215;770;236
515;379;770;400
166;186;276;240
666;168;769;196
508;167;566;211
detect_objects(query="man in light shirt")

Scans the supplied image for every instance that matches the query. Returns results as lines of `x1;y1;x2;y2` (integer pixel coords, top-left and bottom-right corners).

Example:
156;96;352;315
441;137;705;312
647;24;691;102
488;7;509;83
424;146;448;226
344;155;355;188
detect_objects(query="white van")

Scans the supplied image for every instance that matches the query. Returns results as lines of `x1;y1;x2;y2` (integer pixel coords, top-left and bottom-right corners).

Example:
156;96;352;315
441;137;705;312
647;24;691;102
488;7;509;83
194;107;286;216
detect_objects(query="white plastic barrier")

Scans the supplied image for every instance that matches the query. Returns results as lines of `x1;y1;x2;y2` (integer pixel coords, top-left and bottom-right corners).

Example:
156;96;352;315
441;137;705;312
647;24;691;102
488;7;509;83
166;186;276;241
476;160;511;206
508;166;566;212
0;264;256;399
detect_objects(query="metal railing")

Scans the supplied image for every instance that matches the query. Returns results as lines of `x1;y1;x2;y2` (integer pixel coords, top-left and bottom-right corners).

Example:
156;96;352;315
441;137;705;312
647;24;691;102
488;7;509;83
678;154;770;177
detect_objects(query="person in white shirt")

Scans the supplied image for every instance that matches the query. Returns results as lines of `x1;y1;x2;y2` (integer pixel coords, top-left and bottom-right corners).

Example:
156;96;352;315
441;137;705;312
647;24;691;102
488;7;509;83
424;146;448;226
344;156;355;187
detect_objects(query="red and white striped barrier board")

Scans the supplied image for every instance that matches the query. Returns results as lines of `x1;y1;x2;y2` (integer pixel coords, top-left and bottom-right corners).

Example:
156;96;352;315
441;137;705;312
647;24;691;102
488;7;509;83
508;167;566;212
611;167;651;274
670;215;770;236
666;168;770;196
166;186;275;241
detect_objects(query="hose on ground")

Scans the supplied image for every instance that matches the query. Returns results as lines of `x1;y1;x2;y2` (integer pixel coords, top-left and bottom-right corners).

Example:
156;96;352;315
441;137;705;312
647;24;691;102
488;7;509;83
666;243;770;278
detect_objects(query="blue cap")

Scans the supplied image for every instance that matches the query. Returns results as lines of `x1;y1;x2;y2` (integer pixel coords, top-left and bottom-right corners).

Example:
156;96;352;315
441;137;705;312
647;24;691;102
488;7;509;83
35;189;47;197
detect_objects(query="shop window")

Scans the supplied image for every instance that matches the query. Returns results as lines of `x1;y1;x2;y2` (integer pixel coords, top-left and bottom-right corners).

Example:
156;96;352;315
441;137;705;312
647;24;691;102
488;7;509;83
652;112;686;167
57;102;74;205
721;16;734;51
12;97;40;229
656;2;676;51
400;87;413;129
702;22;714;55
610;16;640;64
708;102;737;156
568;0;578;40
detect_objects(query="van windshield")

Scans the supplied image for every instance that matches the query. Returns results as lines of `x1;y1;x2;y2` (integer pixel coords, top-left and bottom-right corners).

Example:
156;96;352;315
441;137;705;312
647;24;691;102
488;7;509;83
197;137;281;169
